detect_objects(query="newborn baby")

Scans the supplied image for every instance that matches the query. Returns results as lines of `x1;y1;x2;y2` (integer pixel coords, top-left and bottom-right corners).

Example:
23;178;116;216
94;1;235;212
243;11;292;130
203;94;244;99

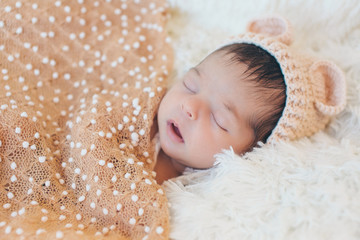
154;16;346;184
154;43;285;183
0;10;346;239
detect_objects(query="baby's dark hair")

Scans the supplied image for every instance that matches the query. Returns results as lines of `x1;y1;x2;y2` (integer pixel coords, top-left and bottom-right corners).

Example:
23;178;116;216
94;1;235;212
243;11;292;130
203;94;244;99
217;43;286;149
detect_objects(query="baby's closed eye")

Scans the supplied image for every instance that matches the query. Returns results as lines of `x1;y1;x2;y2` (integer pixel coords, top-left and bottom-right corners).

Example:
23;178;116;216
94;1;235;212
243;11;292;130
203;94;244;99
182;78;197;93
212;113;228;132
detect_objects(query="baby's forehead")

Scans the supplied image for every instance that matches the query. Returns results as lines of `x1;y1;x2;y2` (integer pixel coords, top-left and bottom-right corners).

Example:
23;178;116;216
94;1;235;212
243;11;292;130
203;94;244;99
199;51;252;79
201;50;239;65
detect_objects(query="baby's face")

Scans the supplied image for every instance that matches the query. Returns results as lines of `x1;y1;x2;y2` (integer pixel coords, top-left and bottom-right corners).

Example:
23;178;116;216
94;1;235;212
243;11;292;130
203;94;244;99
157;51;257;171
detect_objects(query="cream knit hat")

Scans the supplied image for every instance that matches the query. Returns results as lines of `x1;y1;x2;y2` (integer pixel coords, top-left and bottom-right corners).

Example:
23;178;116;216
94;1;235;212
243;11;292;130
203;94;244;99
221;16;346;144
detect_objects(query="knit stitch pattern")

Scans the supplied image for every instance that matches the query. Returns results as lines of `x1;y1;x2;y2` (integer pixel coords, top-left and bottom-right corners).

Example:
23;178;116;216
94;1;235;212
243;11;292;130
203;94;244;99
222;16;346;143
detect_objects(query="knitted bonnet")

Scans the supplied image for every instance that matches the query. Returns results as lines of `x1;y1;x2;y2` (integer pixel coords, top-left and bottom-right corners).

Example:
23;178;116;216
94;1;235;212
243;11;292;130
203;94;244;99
221;16;347;144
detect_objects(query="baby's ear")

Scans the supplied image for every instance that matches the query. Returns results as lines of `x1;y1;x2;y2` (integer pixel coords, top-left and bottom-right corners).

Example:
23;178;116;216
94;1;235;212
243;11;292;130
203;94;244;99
246;16;292;45
311;61;347;115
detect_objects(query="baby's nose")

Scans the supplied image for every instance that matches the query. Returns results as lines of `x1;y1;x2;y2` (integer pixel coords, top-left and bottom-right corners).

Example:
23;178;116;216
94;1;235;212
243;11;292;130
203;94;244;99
181;98;199;120
186;111;194;119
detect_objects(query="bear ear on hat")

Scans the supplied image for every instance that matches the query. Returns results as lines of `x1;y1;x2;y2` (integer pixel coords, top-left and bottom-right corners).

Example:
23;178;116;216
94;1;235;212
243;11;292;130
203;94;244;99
311;61;347;116
246;16;293;45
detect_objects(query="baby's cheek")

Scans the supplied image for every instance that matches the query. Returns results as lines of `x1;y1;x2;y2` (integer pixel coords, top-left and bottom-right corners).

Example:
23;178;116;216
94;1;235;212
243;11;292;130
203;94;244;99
209;136;233;155
202;141;223;166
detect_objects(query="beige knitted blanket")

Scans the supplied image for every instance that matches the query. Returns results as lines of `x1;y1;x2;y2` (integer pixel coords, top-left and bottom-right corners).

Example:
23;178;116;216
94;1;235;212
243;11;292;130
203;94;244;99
0;0;173;239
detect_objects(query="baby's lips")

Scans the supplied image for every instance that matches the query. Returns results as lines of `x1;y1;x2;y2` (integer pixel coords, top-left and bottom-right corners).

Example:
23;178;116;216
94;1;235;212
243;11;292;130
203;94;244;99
168;120;184;143
172;122;183;141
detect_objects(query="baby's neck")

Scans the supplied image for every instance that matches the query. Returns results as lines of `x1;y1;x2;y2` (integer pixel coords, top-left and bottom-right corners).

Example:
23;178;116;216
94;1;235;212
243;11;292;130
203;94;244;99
154;150;183;184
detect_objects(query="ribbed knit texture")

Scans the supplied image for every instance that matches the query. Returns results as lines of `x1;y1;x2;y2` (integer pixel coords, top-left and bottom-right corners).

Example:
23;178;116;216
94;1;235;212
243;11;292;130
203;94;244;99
222;16;346;143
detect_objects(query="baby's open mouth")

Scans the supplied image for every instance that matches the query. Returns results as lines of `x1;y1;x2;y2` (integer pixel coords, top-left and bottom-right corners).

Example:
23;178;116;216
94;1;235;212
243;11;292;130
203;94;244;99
170;121;184;142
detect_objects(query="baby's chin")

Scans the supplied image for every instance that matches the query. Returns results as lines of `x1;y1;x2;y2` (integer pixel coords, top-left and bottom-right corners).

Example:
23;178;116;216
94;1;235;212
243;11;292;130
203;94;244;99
170;158;187;174
158;139;187;173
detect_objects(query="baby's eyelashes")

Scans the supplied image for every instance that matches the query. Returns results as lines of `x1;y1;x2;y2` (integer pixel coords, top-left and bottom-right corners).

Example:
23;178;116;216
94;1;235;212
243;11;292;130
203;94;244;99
182;79;197;93
212;113;228;132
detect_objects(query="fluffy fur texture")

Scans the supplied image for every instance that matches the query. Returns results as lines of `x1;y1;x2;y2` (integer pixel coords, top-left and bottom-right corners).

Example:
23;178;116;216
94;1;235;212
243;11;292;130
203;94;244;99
164;0;360;239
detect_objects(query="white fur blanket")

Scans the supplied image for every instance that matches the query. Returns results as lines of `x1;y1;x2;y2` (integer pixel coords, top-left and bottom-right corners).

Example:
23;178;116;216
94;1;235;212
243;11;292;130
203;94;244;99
164;0;360;239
